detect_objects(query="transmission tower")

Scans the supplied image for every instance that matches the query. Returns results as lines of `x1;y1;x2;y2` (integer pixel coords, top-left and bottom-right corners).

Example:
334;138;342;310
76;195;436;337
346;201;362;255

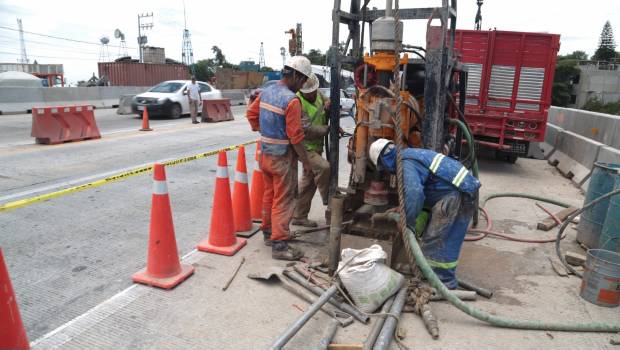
259;42;266;69
475;0;483;30
17;19;28;63
181;0;195;75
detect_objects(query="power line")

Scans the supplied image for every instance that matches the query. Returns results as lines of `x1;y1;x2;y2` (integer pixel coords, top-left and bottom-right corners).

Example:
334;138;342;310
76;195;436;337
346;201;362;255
0;40;105;56
0;34;137;54
0;50;101;62
0;25;137;50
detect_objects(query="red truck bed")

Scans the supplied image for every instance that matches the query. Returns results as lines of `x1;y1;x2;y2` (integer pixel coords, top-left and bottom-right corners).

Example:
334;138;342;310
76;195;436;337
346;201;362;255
454;29;560;156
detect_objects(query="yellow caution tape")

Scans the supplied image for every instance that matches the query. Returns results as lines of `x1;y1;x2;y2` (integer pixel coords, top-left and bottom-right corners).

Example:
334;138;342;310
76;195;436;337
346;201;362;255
0;140;257;212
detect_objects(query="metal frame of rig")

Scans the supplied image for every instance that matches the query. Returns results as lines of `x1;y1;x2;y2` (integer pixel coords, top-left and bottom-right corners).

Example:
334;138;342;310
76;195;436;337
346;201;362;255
326;0;476;267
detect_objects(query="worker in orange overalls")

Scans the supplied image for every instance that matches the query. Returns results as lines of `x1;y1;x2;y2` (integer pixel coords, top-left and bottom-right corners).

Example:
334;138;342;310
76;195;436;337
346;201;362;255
246;56;312;261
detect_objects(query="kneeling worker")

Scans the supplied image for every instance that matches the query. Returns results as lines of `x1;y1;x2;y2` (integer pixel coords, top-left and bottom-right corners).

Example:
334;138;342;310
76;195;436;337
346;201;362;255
369;139;481;289
292;73;331;227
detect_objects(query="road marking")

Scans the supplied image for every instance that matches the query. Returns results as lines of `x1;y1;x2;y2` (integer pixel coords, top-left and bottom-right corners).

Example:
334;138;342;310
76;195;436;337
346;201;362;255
0;140;257;212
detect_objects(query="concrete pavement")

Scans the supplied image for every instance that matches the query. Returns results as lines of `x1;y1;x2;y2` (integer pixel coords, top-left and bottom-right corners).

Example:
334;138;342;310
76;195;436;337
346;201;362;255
0;110;618;349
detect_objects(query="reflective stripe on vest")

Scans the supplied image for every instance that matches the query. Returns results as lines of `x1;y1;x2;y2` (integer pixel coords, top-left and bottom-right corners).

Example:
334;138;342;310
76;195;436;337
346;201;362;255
260;102;285;115
452;166;468;187
261;136;290;145
427;258;458;269
429;153;445;173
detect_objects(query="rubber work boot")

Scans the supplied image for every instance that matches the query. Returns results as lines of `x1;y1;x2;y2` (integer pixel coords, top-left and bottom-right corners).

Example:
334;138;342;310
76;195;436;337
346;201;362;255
271;241;304;261
263;230;272;246
291;218;318;228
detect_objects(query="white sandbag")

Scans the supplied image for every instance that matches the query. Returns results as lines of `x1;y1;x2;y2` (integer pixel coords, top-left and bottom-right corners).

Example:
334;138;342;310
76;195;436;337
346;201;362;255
337;244;405;313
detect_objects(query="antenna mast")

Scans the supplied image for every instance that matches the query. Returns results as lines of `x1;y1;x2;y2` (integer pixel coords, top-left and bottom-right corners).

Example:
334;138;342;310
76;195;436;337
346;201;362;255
259;42;265;69
181;0;195;75
17;19;28;63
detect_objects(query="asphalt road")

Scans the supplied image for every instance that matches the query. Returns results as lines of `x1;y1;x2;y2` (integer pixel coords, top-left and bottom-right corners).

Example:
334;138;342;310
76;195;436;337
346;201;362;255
0;106;260;339
0;106;357;341
0;106;250;198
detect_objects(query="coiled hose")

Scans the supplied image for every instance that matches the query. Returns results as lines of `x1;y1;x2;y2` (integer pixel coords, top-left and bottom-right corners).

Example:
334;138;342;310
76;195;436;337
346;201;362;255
387;212;620;333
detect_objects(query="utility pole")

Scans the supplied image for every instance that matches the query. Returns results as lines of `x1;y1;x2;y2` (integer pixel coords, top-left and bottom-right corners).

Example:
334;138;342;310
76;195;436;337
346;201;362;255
475;0;483;30
259;42;265;69
137;12;154;63
17;19;28;64
181;0;195;74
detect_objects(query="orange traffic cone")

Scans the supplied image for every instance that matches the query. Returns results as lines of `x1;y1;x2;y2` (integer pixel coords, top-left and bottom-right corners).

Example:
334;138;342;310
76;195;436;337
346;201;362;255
140;107;153;131
0;249;30;350
232;146;259;238
197;151;247;255
132;163;194;289
250;141;264;222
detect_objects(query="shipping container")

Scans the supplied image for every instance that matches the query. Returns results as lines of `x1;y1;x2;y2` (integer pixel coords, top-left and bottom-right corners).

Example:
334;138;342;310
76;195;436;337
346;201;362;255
454;29;560;159
98;62;190;86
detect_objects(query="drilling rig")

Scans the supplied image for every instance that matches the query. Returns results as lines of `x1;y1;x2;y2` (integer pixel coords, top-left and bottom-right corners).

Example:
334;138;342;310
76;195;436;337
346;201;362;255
326;0;475;267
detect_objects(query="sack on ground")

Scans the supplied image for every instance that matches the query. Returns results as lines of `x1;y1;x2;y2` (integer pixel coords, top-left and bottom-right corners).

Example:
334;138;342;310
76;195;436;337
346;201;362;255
337;244;405;313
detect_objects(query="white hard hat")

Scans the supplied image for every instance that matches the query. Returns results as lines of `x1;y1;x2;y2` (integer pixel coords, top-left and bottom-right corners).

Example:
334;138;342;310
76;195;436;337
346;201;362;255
285;56;312;78
300;73;319;93
369;138;394;167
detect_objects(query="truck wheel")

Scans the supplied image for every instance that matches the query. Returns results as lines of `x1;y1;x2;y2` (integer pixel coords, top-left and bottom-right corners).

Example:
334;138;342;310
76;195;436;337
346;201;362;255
495;151;518;164
506;154;518;164
170;103;182;119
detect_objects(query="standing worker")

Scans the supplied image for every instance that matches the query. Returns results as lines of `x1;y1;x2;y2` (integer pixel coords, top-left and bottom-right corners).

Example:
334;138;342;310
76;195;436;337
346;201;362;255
246;56;312;261
369;138;481;289
291;73;330;227
186;76;201;124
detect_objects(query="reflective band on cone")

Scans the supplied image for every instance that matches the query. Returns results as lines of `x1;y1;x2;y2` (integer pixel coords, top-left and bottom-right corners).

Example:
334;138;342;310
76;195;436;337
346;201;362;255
152;180;168;195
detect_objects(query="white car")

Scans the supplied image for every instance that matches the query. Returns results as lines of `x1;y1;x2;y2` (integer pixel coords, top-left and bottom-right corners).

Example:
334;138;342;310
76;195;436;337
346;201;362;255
319;88;356;117
132;80;222;119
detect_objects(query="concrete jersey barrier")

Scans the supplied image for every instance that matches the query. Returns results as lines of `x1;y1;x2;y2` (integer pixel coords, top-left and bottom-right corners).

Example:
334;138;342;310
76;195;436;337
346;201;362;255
0;86;150;115
543;107;620;191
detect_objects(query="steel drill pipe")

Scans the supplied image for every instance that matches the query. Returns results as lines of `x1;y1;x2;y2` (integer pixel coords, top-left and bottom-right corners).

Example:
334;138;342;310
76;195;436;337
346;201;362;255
269;285;339;350
457;279;493;299
372;286;408;350
328;195;345;276
362;295;395;350
315;318;340;350
283;269;369;324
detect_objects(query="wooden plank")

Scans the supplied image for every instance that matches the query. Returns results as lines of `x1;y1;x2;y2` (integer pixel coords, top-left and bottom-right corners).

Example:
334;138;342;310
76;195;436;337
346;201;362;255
537;206;578;231
565;251;587;266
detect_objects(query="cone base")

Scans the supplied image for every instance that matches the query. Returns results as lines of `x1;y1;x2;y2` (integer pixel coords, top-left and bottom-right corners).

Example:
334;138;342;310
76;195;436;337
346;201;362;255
132;264;195;289
197;237;247;256
140;128;153;131
236;223;260;238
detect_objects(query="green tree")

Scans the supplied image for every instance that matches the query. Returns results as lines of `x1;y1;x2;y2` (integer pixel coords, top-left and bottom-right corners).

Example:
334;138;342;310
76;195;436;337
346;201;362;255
211;46;226;66
551;58;581;107
593;21;617;61
193;58;216;82
559;50;588;61
306;49;326;65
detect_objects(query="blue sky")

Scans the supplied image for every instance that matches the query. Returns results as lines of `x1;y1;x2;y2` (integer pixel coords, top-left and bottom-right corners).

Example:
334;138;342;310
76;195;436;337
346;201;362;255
0;0;618;84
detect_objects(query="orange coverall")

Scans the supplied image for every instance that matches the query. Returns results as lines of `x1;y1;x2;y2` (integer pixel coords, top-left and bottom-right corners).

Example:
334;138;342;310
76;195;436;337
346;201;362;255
246;94;305;241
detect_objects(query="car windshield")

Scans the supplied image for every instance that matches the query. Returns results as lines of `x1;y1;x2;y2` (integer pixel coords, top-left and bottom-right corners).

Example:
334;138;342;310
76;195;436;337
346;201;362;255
148;82;184;93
